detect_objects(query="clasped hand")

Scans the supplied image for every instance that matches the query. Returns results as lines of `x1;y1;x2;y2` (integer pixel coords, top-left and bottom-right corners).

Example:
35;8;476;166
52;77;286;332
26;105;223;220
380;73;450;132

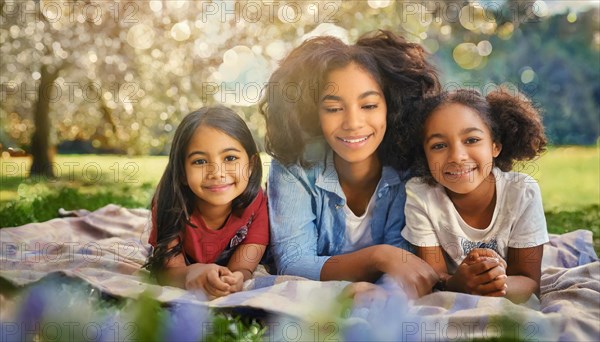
184;263;244;298
447;248;507;296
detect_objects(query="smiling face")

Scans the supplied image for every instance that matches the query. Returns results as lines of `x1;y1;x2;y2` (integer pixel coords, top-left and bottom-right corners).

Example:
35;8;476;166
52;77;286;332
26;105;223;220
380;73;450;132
318;62;387;167
423;103;502;197
184;125;252;213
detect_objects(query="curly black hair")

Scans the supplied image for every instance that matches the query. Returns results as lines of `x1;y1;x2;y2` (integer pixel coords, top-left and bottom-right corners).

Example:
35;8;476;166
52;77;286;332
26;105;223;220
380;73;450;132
405;88;547;185
259;30;440;168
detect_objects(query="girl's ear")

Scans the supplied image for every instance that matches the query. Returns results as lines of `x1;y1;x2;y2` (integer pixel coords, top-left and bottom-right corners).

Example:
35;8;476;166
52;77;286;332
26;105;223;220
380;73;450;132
492;142;502;158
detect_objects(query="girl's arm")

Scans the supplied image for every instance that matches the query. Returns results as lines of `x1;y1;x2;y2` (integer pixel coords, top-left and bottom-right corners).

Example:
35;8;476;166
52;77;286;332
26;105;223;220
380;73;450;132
223;191;269;290
504;245;544;303
502;179;547;303
226;243;267;281
268;160;332;280
416;245;451;281
321;244;439;299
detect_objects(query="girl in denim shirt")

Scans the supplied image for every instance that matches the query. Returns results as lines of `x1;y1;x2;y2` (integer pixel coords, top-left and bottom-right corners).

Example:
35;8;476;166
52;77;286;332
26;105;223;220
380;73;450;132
260;31;440;298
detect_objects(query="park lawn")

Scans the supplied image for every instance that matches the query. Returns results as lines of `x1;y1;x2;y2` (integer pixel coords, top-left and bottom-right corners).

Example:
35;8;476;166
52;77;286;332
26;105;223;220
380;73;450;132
1;147;598;249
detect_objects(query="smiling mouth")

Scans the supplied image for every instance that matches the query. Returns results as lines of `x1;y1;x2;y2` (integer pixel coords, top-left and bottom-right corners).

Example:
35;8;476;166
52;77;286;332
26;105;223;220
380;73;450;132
445;167;476;176
203;184;233;191
337;134;373;144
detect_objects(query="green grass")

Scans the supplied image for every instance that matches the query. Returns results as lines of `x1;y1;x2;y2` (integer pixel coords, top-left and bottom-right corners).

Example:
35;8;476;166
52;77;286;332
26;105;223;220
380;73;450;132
0;155;165;226
522;146;600;211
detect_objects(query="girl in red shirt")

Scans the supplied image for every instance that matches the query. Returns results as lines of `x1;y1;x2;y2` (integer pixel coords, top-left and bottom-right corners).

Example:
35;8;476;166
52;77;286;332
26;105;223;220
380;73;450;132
145;106;268;298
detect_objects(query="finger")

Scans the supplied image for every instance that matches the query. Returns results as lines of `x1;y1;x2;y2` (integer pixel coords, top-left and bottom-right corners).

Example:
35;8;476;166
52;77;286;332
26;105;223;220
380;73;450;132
205;283;232;298
471;248;496;258
476;277;507;295
476;266;507;284
472;249;507;268
220;275;238;286
218;267;233;277
470;258;501;275
208;271;231;292
343;282;374;298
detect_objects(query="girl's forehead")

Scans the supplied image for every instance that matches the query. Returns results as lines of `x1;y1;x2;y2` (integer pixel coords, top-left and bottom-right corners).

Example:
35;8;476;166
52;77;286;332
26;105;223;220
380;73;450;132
427;103;489;129
187;125;244;149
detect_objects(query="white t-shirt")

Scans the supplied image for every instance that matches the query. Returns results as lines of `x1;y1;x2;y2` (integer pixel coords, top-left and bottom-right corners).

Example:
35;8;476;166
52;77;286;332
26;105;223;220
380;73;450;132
401;168;549;273
339;191;377;254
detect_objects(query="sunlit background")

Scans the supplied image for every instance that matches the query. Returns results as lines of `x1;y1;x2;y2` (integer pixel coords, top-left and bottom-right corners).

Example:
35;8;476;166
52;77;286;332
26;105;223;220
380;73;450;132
1;0;598;164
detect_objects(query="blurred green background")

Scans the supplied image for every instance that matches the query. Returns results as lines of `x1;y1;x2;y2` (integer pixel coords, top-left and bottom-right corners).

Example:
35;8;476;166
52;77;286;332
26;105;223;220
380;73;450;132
0;0;598;244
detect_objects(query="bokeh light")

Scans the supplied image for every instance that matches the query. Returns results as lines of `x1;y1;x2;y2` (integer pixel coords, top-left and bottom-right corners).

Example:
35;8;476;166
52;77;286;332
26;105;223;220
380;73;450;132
453;42;482;69
127;24;154;50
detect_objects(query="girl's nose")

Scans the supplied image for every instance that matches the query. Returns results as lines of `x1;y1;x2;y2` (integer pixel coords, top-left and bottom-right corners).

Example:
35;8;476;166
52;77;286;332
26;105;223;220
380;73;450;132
206;162;219;179
448;144;468;163
342;106;364;130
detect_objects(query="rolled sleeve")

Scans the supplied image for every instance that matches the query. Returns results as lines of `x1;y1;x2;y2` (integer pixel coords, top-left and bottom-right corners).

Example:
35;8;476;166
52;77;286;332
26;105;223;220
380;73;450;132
268;160;330;279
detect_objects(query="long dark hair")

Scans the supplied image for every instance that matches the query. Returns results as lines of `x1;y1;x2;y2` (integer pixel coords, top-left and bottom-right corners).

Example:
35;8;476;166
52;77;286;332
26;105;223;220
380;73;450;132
357;30;440;171
259;30;440;168
407;88;547;185
144;106;262;274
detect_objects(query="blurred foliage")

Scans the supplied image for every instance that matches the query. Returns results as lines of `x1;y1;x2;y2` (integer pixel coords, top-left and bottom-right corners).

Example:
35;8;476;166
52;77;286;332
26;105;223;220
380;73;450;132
0;0;598;156
0;276;267;341
0;180;154;227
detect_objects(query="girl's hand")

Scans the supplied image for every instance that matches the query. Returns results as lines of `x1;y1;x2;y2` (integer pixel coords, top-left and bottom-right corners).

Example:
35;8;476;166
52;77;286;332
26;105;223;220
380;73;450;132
464;248;507;270
447;256;507;296
342;281;383;299
185;263;233;298
221;271;244;293
376;245;439;299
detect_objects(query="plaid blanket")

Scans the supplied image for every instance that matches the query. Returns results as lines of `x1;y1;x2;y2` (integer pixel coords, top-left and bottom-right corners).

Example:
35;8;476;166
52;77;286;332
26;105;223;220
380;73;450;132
1;205;598;340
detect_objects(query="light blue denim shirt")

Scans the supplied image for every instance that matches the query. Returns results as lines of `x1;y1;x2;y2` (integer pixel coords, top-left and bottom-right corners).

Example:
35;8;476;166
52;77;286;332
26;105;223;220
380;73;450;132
267;149;409;280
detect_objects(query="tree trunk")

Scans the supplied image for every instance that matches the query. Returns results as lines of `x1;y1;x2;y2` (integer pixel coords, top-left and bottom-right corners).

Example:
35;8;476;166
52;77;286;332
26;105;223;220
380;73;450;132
29;65;59;178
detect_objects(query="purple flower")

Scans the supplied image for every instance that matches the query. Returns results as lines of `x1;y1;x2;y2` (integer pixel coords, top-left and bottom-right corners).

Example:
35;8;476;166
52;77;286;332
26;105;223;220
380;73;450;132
162;299;209;341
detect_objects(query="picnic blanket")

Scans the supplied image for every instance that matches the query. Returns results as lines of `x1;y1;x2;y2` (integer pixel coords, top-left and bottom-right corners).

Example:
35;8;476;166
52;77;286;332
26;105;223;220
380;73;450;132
1;204;599;340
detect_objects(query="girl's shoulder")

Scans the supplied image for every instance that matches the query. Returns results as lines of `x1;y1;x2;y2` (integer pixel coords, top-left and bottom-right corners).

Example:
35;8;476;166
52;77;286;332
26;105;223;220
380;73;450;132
405;177;443;202
494;168;542;204
247;187;266;210
494;168;540;191
406;176;436;191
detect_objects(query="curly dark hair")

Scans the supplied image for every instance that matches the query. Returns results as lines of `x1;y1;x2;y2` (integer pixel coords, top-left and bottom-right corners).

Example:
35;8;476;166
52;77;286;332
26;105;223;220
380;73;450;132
407;88;547;185
143;106;263;275
259;30;440;168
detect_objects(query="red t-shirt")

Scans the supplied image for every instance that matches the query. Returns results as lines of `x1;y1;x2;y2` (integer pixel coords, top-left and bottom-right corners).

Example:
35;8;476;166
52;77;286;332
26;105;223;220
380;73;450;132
149;190;269;265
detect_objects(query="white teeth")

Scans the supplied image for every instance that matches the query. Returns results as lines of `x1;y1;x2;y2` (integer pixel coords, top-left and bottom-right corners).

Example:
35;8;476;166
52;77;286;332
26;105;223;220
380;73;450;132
341;136;369;143
447;168;475;176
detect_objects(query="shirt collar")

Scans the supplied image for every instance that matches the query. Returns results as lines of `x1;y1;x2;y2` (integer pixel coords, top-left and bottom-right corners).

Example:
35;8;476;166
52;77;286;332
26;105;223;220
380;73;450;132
315;149;403;198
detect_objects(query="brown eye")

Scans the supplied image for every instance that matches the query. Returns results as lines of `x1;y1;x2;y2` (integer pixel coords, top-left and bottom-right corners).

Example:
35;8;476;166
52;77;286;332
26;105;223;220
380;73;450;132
465;137;481;144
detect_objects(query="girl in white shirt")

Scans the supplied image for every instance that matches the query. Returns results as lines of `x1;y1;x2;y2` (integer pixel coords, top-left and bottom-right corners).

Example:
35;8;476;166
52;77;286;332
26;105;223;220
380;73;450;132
401;88;549;303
